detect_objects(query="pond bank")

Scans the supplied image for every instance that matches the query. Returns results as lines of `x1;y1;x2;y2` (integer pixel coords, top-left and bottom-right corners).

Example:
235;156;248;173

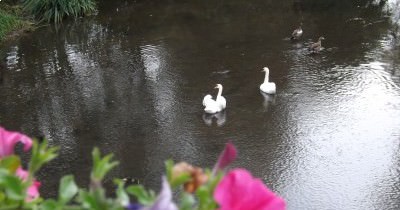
0;4;34;43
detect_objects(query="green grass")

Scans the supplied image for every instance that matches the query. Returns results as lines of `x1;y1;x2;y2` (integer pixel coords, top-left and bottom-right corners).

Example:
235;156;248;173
0;9;24;41
23;0;97;24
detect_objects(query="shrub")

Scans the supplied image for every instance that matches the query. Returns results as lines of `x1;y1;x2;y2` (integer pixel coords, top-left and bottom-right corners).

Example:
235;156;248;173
23;0;96;24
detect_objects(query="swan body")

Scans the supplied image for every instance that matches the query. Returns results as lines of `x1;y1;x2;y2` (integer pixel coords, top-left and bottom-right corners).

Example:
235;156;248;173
216;95;226;110
291;25;303;40
203;84;226;114
203;94;213;107
260;67;276;94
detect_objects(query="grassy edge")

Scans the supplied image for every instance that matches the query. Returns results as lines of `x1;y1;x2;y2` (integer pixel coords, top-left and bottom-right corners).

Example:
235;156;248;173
0;5;35;42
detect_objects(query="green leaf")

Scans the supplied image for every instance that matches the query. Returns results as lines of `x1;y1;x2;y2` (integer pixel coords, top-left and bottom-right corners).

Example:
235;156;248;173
196;172;223;210
0;156;21;173
170;174;191;189
58;175;78;204
0;170;25;201
40;199;60;210
165;159;174;182
0;192;5;203
78;190;100;210
179;192;195;210
29;139;59;174
90;148;119;182
114;179;129;206
126;185;155;206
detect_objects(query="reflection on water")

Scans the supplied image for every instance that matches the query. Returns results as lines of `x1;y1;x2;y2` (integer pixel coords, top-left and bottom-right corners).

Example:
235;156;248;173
360;61;388;70
1;0;400;209
260;92;276;111
202;111;226;127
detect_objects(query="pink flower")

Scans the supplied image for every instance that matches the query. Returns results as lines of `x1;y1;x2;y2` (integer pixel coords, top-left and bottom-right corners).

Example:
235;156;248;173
26;181;41;201
212;142;237;174
16;167;29;180
214;169;286;210
16;167;41;201
0;126;33;158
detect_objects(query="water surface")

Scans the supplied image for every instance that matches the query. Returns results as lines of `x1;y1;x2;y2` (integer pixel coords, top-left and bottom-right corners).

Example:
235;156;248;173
1;0;400;209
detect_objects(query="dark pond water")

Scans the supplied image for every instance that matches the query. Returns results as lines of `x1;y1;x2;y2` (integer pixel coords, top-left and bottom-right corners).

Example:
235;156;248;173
1;0;400;209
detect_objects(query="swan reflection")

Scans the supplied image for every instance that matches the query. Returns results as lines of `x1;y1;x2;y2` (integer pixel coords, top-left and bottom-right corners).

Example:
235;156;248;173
260;92;276;110
202;111;226;127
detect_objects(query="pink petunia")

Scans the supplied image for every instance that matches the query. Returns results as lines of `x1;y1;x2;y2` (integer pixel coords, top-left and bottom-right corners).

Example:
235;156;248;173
26;181;41;201
16;167;29;180
16;167;41;201
212;142;237;174
0;126;33;158
214;168;286;210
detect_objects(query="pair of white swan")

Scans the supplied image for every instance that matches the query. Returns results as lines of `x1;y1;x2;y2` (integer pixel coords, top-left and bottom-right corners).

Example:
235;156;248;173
203;67;276;113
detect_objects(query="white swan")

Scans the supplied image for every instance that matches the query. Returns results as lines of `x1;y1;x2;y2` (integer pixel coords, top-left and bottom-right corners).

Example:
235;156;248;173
203;84;226;114
260;67;276;94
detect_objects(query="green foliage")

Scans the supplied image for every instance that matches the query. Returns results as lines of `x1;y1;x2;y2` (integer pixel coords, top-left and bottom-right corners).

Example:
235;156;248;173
29;139;58;174
179;192;196;210
58;175;78;205
0;9;23;41
23;0;96;23
126;185;156;206
196;172;223;210
165;159;174;182
0;135;235;210
0;169;25;201
114;179;130;207
0;156;21;174
91;148;119;183
0;139;57;209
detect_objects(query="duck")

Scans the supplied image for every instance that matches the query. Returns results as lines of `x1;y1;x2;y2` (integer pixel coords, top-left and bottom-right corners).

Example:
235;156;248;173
203;84;226;114
260;67;276;94
290;24;303;40
309;36;325;53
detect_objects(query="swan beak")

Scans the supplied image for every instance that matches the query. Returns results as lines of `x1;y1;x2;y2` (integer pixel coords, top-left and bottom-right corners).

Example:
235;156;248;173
214;85;218;89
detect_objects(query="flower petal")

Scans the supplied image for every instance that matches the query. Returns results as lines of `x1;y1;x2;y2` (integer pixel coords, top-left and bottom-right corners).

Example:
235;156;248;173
27;181;41;201
214;169;286;210
16;167;29;181
126;203;143;210
0;126;33;157
212;142;237;174
15;167;41;201
144;176;177;210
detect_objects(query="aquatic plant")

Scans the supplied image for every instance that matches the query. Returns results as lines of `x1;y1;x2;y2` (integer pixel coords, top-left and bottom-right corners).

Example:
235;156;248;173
23;0;96;23
0;125;286;210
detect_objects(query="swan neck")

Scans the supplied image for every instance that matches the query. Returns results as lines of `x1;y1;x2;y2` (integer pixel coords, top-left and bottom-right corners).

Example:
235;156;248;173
217;86;223;97
264;71;269;83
